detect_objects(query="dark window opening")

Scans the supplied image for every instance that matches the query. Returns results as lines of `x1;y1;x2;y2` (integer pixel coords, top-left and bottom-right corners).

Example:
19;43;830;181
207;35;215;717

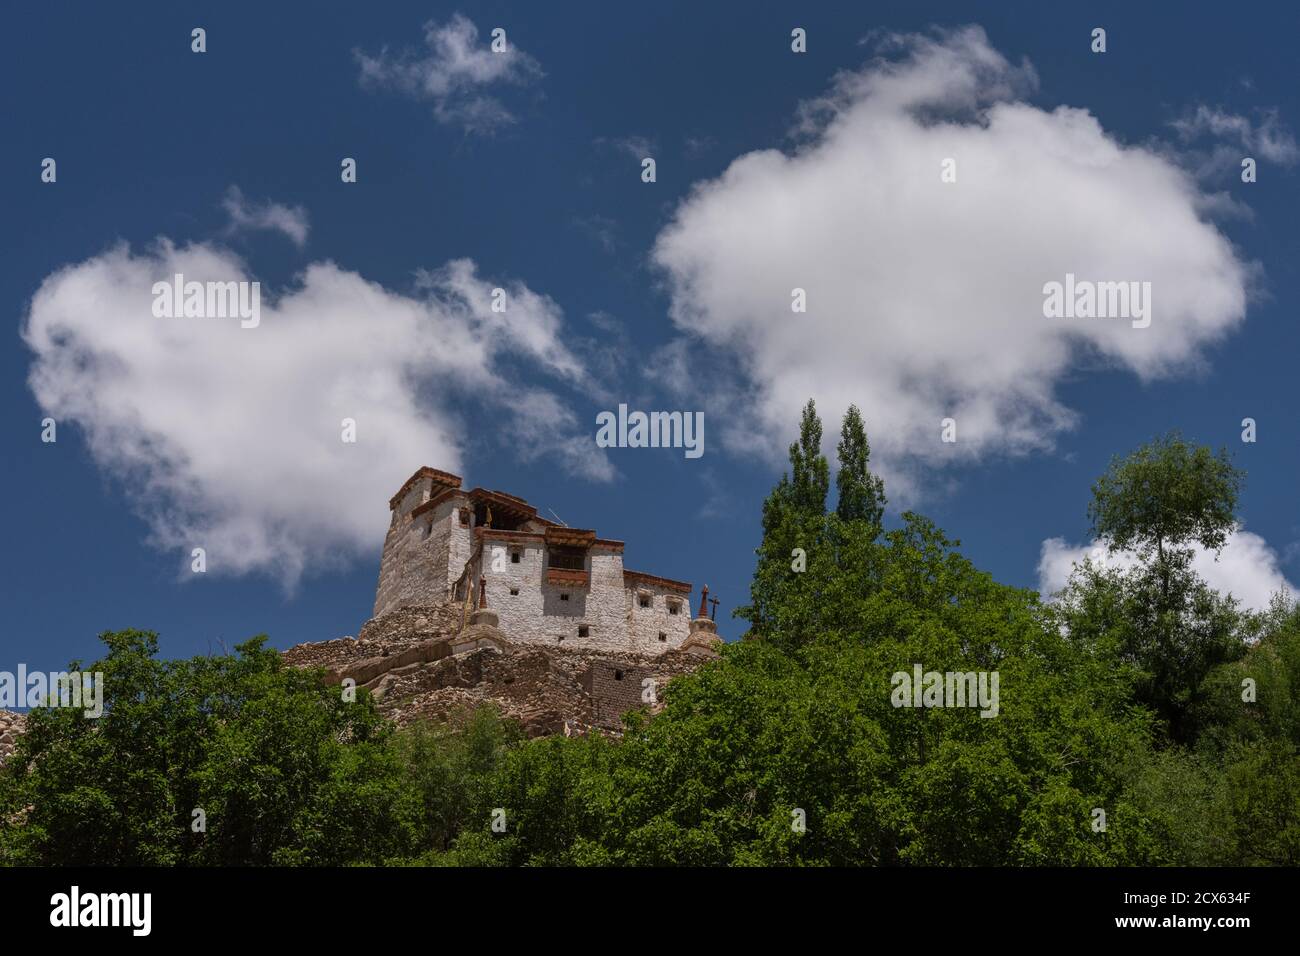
578;625;589;638
510;550;521;564
474;502;526;531
668;603;680;615
614;670;624;681
638;594;651;608
509;588;519;596
547;546;586;571
560;593;570;602
658;632;667;642
458;509;470;526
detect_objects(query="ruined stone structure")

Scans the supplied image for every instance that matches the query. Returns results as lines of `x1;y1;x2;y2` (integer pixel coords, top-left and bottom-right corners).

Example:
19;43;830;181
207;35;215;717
284;466;724;735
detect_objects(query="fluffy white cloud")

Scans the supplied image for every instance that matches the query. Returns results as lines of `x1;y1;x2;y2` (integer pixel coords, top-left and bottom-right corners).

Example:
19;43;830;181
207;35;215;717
22;241;607;587
222;186;310;247
356;14;542;133
1037;532;1296;612
651;26;1254;499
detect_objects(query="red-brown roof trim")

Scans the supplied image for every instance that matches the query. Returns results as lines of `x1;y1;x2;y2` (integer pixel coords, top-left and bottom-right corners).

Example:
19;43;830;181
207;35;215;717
389;466;462;510
477;528;547;543
467;487;538;518
623;569;692;594
544;527;597;549
411;486;467;519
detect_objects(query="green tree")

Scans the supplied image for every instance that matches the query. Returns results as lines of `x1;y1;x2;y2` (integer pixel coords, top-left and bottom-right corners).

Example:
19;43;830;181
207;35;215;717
561;515;1165;865
789;398;830;518
1062;433;1250;743
0;630;414;866
835;403;886;531
736;400;832;642
446;732;612;866
1188;597;1300;864
391;706;522;862
1088;431;1243;562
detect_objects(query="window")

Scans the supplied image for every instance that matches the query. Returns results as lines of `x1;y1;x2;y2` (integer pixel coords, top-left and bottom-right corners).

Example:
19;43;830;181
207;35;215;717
560;593;570;602
578;625;589;638
638;594;651;609
658;632;667;642
548;547;585;571
668;602;680;616
509;588;519;596
510;549;521;564
614;670;624;681
458;509;470;526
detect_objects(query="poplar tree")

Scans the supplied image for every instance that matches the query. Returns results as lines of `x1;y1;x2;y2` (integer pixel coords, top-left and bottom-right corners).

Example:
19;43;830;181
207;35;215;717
737;400;830;641
835;404;886;532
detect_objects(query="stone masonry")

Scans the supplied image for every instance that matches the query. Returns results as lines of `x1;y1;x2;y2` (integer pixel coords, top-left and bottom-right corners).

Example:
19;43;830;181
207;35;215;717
372;467;696;655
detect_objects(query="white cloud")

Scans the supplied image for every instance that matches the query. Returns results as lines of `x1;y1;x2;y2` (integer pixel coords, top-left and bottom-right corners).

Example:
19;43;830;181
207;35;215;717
22;241;608;588
1170;105;1299;166
596;134;657;160
222;186;309;247
356;14;542;133
1037;532;1296;612
651;26;1254;500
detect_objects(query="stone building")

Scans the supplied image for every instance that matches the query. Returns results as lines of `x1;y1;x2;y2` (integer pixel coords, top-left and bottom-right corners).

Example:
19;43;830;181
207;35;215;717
282;466;724;736
374;466;697;655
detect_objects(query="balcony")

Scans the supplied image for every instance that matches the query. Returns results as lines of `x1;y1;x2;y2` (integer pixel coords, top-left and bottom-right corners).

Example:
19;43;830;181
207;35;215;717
546;567;589;588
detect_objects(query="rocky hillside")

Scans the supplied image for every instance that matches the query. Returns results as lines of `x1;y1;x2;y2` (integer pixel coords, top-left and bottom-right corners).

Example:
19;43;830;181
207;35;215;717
282;607;716;737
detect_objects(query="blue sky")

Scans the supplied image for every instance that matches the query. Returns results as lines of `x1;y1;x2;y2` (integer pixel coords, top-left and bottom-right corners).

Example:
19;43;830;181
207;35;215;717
3;1;1298;673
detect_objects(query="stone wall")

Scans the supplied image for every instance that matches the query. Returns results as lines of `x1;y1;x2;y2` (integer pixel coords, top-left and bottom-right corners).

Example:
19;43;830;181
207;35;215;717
357;603;464;647
626;581;692;652
281;594;717;740
283;603;464;674
478;540;691;655
280;636;368;671
372;643;712;737
583;661;657;730
373;478;460;617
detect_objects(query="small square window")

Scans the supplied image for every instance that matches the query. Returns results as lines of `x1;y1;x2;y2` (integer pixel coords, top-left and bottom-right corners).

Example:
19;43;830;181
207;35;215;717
509;588;519;596
578;625;589;638
658;632;667;642
638;594;651;609
511;550;521;564
614;670;624;681
560;593;570;601
668;603;679;615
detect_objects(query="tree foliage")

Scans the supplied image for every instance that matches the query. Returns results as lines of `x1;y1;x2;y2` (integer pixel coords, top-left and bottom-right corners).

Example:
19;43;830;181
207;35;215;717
835;403;886;531
1088;431;1243;559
